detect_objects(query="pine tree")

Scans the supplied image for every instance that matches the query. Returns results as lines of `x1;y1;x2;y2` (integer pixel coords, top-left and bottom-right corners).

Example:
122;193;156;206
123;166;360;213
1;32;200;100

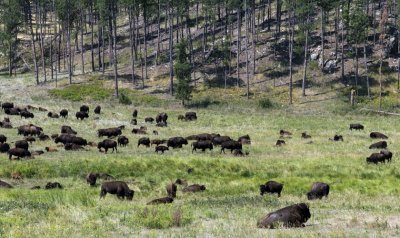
174;40;192;105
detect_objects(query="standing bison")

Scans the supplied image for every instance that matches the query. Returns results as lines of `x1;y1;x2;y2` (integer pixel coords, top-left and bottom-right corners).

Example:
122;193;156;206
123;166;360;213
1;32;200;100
260;181;283;197
8;148;31;160
307;182;330;200
138;137;151;147
220;140;242;153
76;111;89;120
349;123;364;130
100;181;134;200
60;109;68;118
80;105;89;113
94;106;101;114
117;136;129;147
98;139;118;153
167;137;188;149
257;203;311;228
192;140;213;153
156;112;168;124
98;128;122;138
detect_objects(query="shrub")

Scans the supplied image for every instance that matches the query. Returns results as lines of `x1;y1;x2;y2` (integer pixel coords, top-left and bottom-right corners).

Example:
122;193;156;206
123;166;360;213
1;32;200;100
119;92;132;105
258;98;274;109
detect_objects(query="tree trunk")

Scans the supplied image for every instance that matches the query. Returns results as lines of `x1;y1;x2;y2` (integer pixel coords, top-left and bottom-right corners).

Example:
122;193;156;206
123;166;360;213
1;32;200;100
39;4;46;82
320;7;325;70
364;43;370;97
245;0;250;99
90;3;95;72
169;0;174;95
67;1;72;84
155;0;161;66
111;2;119;97
143;2;148;80
80;10;85;74
129;6;135;85
302;28;309;97
237;7;241;87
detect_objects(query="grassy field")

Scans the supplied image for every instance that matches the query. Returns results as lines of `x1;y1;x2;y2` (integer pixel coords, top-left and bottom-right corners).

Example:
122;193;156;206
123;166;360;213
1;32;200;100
0;75;399;237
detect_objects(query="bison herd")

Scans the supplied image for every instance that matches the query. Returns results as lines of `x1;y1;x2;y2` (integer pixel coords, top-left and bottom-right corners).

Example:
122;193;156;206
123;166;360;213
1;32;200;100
0;101;396;229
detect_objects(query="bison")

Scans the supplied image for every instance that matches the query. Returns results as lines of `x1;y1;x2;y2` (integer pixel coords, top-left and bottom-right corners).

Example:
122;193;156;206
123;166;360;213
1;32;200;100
47;112;59;118
260;181;284;197
185;112;197;121
257;203;311;228
0;143;10;153
301;132;311;139
131;119;137;125
192;140;213;153
18;125;42;136
329;135;343;141
60;109;68;118
212;136;232;146
98;128;122;138
98;139;117;153
147;197;174;205
94;105;101;114
138;137;151;147
151;139;167;146
117;136;129;147
100;181;134;200
131;128;147;134
61;125;77;135
238;134;251;144
182;184;206;193
8;148;31;160
220;140;242;153
80;105;89;113
167;137;188;149
45;182;63;189
0;134;7;143
166;183;177;198
145;117;154;123
156;112;168;124
86;173;99;186
1;102;14;111
20;111;34;119
367;150;392;164
55;134;87;146
132;110;138;118
370;132;388;139
307;182;330;200
155;145;169;154
279;130;292;136
64;143;84;151
369;141;387;149
350;123;364;130
76;111;89;120
15;140;29;150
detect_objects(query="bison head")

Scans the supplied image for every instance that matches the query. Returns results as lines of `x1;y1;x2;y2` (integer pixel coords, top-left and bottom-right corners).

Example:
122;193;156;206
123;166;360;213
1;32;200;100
126;189;134;200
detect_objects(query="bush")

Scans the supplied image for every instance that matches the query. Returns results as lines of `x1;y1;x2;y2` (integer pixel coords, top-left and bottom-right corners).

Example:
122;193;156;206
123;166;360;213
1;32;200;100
49;81;111;101
119;92;132;105
258;98;274;109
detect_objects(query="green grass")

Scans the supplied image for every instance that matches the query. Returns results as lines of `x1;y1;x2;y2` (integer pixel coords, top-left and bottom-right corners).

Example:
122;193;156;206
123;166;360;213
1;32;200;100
1;75;400;237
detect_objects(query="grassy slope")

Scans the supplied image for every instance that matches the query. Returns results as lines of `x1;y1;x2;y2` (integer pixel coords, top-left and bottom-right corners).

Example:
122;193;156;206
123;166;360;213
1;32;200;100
0;75;399;237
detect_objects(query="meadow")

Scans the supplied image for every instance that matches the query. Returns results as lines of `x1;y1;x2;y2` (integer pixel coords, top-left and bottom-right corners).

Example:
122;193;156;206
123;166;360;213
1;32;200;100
0;76;399;237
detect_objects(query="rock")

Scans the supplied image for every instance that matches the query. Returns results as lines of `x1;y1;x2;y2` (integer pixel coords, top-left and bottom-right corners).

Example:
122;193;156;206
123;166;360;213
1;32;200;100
384;36;398;58
310;46;322;61
323;59;337;73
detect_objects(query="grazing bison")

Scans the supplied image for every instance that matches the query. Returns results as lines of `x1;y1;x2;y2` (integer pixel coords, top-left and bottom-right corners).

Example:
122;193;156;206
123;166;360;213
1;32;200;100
76;111;89;120
221;140;242;153
155;145;169;154
8;148;31;160
1;102;14;110
98;128;122;138
350;123;364;130
178;115;185;120
301;132;311;139
61;125;77;135
138;137;151;147
47;112;59;118
367;150;392;164
166;183;177;198
238;134;251;144
192;140;213;153
132;110;138;118
100;181;134;200
185;112;197;121
257;203;311;228
276;140;286;146
182;184;206;193
212;136;232;146
45;182;63;189
86;173;99;186
145;117;154;123
279;130;292;136
20;111;34;119
151;139;167;146
370;132;388;139
187;133;216;141
369;141;387;149
329;135;343;141
64;143;84;151
167;137;188;149
0;134;7;143
117;136;129;147
15;140;29;150
80;105;89;113
55;134;87;146
307;182;330;200
0;180;13;188
260;181;284;197
18;125;42;136
98;139;117;153
156;112;168;124
132;128;147;134
0;143;10;153
94;106;101;114
60;109;68;118
147;197;174;205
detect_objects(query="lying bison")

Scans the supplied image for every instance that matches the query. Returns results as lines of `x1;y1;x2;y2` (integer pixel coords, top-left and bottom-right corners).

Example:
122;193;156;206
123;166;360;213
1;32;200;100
257;203;311;228
276;140;286;146
60;109;68;118
117;136;129;147
100;181;134;200
350;123;364;130
132;128;147;134
192;140;213;153
8;148;31;160
147;197;174;205
307;182;330;200
98;128;122;138
76;111;89;120
64;143;84;151
369;141;387;149
0;180;13;188
61;125;77;135
182;184;206;193
47;112;59;118
370;132;388;139
155;145;169;154
167;137;188;149
94;105;101;114
260;181;283;197
329;135;343;141
55;134;87;146
301;132;311;139
220;140;242;153
45;182;63;189
98;139;117;153
279;130;292;136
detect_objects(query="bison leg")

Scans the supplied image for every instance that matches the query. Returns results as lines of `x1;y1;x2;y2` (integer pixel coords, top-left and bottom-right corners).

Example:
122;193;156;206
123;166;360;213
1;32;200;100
100;190;107;199
8;154;12;160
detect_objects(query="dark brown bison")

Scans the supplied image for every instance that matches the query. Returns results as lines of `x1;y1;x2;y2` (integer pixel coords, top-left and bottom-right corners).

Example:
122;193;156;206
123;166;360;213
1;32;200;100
0;143;10;153
329;135;343;141
117;136;129;147
156;112;168;124
145;117;154;123
80;105;89;113
260;181;283;197
155;145;169;154
98;128;122;138
20;111;34;119
31;186;41;189
301;132;311;139
18;125;42;136
132;110;138;118
257;203;311;228
0;134;7;143
45;182;63;189
24;136;36;144
47;112;59;118
167;137;188;149
166;183;177;198
64;143;84;151
220;140;242;153
367;150;392;164
76;111;89;120
60;109;68;118
131;119;137;125
5;108;20;115
8;148;31;160
182;184;206;193
55;134;87;146
38;133;50;141
185;112;197;121
138;137;151;147
370;132;388;139
0;180;13;188
94;106;101;114
276;140;286;146
212;136;232;146
98;139;117;153
151;139;167;146
147;197;174;205
100;181;134;200
369;141;387;149
61;125;77;135
307;182;330;200
238;134;251;144
350;123;364;130
1;102;14;110
279;130;292;136
86;173;99;186
15;140;29;150
132;128;147;134
192;140;213;153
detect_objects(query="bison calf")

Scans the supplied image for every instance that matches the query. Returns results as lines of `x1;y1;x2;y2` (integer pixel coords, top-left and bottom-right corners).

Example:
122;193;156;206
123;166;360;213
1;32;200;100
155;145;169;154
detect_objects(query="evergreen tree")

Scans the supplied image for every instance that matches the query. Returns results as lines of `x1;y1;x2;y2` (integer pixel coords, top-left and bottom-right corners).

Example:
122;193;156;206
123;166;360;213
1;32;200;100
174;40;192;105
